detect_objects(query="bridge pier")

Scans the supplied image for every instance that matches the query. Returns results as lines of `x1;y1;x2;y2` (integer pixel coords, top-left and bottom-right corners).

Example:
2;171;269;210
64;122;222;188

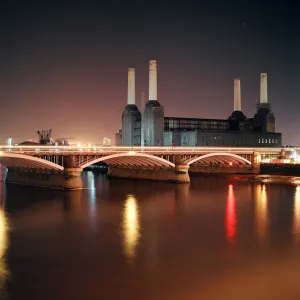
172;155;190;183
107;155;190;183
107;165;190;183
62;168;83;189
5;166;83;190
61;156;83;189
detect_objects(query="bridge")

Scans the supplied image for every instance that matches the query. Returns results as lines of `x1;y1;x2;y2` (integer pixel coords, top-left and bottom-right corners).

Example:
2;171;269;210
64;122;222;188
0;146;283;189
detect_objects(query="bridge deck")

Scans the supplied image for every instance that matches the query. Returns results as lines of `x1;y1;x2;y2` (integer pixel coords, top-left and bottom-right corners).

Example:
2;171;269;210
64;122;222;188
0;146;282;156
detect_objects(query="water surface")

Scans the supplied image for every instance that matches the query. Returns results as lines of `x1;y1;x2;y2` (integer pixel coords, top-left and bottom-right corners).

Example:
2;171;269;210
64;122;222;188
1;170;300;300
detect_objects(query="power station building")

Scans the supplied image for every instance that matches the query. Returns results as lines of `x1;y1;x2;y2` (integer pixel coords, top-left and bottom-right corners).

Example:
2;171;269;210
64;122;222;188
119;61;282;147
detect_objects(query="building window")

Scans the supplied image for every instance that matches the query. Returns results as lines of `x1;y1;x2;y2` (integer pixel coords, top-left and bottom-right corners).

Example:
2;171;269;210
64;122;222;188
269;138;271;143
275;139;278;144
259;138;261;143
262;138;264;144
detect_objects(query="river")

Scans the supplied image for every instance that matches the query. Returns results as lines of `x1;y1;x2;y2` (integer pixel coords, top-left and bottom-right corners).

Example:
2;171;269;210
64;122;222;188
1;170;300;300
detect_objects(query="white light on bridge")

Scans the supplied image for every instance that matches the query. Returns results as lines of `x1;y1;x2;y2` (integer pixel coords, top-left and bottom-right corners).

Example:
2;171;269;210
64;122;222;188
128;151;135;155
256;154;261;163
7;138;12;147
262;159;270;163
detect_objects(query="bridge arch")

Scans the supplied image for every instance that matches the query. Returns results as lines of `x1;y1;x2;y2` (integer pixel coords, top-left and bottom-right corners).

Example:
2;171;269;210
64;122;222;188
80;152;175;169
0;152;64;170
187;152;252;166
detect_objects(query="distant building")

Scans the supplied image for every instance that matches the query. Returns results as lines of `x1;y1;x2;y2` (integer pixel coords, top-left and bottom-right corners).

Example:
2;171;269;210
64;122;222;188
18;140;40;146
54;138;70;146
103;137;112;146
118;61;282;148
37;129;52;145
115;130;122;146
7;138;12;147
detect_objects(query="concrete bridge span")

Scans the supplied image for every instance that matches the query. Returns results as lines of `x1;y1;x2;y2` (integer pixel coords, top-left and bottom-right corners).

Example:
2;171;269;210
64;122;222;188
0;152;64;170
0;146;283;189
79;152;176;169
185;152;252;166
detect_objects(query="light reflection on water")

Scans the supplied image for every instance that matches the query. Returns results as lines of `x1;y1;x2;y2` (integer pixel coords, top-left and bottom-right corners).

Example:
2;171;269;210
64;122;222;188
2;172;300;299
0;203;9;298
0;169;9;298
87;172;96;217
122;194;140;261
254;184;268;242
225;184;236;244
293;186;300;245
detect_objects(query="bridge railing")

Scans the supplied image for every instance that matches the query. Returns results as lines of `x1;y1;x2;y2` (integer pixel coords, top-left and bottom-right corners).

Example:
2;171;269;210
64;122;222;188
0;145;283;154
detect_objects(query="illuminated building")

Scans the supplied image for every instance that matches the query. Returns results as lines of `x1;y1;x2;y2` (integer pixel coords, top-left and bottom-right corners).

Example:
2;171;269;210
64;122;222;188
119;62;282;147
141;60;164;146
102;137;112;146
115;129;122;146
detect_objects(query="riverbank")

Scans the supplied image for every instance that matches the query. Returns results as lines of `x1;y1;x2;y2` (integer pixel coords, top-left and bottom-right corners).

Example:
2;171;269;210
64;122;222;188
252;163;300;185
191;172;300;185
253;175;300;185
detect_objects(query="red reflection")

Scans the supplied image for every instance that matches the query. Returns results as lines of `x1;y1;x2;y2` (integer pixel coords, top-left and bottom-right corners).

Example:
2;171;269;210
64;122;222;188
225;184;236;243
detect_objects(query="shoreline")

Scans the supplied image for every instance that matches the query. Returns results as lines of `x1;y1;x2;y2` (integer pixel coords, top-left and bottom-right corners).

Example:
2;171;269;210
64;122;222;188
252;174;300;185
190;172;300;185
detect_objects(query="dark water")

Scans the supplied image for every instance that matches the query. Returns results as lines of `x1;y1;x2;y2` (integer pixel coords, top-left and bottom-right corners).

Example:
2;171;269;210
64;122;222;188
1;170;300;300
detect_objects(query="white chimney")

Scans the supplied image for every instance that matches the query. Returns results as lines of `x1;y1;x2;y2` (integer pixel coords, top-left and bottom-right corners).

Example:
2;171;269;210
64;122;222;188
234;78;241;111
127;68;135;105
260;73;268;104
149;60;157;100
141;91;145;110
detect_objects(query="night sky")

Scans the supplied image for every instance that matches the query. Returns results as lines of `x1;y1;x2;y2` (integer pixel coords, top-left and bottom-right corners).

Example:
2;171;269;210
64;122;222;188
0;1;299;144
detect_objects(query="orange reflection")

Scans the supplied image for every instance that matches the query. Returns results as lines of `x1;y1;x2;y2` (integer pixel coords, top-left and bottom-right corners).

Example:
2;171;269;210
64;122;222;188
254;184;268;241
0;208;9;295
293;186;300;245
225;184;236;243
122;195;140;261
170;185;190;227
